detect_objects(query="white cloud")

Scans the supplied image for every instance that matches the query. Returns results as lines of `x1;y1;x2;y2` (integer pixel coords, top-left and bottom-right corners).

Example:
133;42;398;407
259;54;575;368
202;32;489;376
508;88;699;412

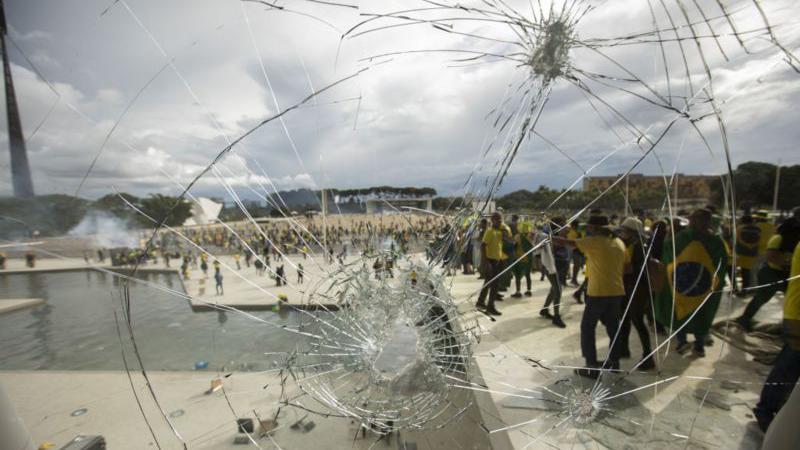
0;0;798;201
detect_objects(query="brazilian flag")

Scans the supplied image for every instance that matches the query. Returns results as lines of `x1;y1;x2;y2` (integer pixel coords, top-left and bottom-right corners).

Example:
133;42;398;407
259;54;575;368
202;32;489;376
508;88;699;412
655;229;729;335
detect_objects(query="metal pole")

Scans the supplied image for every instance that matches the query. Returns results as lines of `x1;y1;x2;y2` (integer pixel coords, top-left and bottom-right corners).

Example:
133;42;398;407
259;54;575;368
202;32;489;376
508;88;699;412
321;188;327;250
772;161;781;213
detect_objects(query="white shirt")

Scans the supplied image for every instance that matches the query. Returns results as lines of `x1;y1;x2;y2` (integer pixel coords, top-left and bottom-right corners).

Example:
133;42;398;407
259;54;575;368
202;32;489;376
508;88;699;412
533;231;556;273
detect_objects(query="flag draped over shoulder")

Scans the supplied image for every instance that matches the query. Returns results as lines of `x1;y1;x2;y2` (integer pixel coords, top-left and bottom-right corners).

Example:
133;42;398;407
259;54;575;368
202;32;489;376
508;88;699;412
655;229;729;335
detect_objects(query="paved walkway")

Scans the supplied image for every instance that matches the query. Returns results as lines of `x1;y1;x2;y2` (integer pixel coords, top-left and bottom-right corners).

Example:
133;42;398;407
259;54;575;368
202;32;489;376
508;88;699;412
0;255;785;448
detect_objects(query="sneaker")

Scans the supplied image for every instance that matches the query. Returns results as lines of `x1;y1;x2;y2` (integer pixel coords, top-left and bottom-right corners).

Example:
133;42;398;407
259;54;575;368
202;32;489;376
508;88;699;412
540;309;554;320
692;346;706;358
486;308;502;316
704;335;714;347
511;292;522;298
552;315;566;328
475;302;486;310
602;359;620;371
572;290;583;304
676;342;691;355
524;291;532;297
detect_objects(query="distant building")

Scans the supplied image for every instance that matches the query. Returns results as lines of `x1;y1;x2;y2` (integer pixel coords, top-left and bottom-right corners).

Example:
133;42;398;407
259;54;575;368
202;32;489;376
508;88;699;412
183;197;223;226
365;197;433;214
583;173;717;205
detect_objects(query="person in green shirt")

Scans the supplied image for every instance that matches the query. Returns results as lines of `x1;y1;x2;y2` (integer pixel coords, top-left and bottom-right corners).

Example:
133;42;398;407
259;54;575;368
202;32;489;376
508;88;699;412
655;208;728;357
511;221;534;298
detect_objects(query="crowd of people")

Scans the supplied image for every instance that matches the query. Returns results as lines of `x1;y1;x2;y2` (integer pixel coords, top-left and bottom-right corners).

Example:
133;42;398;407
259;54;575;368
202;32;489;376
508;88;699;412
466;206;800;433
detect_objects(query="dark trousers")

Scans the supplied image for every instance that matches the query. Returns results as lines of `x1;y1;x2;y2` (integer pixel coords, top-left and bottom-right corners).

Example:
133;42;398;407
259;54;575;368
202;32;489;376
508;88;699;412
543;273;561;316
581;295;623;366
555;259;569;286
741;266;788;321
754;344;800;428
739;268;752;291
571;252;584;283
477;259;501;309
618;293;652;357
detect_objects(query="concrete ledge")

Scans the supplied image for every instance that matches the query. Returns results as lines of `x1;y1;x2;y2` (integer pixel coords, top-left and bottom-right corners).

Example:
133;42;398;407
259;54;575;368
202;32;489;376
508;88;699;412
0;298;45;315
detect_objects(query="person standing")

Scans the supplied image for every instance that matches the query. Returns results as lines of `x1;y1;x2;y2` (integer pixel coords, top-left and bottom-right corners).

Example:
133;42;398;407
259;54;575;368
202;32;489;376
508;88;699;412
214;268;224;295
556;215;626;377
475;212;508;316
297;263;304;284
568;220;585;286
734;215;761;295
753;240;800;433
616;217;655;370
511;221;533;298
655;208;728;357
533;224;566;328
736;209;800;331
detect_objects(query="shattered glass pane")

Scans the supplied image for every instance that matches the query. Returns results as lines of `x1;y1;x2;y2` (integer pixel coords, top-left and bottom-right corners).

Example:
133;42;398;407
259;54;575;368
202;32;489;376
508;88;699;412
1;0;799;449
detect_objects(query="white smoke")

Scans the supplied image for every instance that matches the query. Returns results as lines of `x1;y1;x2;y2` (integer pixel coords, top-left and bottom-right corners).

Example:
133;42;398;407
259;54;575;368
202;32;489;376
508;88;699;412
68;210;139;248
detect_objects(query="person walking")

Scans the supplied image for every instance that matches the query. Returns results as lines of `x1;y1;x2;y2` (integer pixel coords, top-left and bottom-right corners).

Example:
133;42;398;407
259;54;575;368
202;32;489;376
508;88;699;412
475;212;508;316
616;217;655;370
555;215;626;377
753;240;800;433
511;221;533;298
736;209;800;331
734;215;761;295
534;224;566;328
655;208;728;357
214;268;224;295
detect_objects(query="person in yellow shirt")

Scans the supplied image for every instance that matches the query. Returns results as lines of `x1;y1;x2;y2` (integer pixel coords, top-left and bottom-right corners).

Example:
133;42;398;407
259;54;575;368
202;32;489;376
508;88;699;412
755;211;777;255
737;209;800;331
735;215;761;295
476;212;508;316
753;241;800;432
555;215;626;378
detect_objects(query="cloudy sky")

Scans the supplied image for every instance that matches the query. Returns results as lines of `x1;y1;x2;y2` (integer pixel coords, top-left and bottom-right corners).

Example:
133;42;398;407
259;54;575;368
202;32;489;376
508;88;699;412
0;0;799;200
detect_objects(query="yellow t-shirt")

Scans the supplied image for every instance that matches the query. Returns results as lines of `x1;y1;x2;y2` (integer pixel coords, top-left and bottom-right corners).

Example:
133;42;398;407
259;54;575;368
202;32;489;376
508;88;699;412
783;243;800;349
757;222;776;255
567;228;579;240
575;235;626;297
482;226;505;261
785;243;800;321
766;234;791;271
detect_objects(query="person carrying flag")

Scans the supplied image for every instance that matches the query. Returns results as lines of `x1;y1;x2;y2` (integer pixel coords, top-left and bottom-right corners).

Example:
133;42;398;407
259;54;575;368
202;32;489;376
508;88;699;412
655;208;728;357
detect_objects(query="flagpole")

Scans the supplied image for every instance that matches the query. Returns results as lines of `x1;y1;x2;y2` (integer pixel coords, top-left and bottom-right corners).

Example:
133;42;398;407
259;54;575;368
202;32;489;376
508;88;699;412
772;160;781;213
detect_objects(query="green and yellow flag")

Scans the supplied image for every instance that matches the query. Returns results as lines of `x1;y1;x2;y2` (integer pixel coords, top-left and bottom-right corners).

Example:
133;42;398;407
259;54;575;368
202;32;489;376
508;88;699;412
656;229;728;335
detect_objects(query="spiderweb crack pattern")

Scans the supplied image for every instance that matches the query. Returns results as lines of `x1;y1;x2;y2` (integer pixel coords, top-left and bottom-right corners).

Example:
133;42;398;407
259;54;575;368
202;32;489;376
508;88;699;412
9;0;799;448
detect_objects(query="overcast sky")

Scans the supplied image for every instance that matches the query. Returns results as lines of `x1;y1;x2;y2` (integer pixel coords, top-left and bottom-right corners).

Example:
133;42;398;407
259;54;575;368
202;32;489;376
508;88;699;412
0;0;798;200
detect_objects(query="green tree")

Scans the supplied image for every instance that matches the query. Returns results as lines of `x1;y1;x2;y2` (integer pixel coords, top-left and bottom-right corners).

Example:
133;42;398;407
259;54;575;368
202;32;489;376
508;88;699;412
137;194;192;227
92;192;140;220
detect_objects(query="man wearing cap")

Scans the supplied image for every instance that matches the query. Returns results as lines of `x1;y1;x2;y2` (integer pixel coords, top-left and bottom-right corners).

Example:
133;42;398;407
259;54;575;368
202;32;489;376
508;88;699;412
476;212;509;316
736;208;800;331
555;215;626;377
655;208;728;357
